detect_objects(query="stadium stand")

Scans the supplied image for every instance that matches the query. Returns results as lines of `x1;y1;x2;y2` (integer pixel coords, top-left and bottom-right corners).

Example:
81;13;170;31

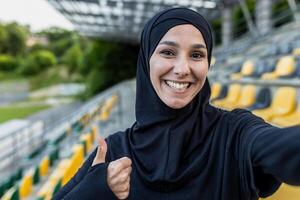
0;93;119;200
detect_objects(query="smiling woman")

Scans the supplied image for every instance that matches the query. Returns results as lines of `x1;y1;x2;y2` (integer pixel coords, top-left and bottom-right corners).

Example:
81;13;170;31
53;7;300;200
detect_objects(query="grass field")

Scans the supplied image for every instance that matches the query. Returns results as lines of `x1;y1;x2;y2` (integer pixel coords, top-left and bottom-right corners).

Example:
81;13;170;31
0;104;50;123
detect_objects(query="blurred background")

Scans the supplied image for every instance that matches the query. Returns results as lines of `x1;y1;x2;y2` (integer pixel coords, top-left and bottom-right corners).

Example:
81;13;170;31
0;0;300;199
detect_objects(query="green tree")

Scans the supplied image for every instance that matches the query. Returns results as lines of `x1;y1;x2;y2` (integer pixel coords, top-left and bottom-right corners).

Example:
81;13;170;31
5;23;28;55
0;25;9;54
63;43;83;74
83;40;138;97
0;54;18;71
19;50;56;75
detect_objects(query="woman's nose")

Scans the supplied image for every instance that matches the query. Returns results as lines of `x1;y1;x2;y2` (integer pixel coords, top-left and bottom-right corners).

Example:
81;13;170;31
173;56;190;77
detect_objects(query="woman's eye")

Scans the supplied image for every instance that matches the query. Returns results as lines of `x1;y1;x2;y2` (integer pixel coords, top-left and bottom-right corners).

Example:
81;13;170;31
191;52;205;59
160;50;175;57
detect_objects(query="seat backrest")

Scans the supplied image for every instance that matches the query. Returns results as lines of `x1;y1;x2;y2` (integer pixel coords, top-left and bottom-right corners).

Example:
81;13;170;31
238;85;256;106
271;87;297;113
226;84;242;103
292;48;300;56
256;87;271;106
241;60;255;76
275;56;296;76
211;82;222;99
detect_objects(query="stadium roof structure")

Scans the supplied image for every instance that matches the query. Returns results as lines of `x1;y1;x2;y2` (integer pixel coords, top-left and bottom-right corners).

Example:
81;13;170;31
47;0;222;42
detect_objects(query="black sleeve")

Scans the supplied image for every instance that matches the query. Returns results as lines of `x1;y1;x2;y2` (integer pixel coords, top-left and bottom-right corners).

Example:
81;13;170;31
231;109;300;198
52;148;117;200
62;163;117;200
251;126;300;186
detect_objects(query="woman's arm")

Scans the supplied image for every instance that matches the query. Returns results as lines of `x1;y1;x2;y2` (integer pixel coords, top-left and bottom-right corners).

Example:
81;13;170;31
60;162;117;199
251;126;300;185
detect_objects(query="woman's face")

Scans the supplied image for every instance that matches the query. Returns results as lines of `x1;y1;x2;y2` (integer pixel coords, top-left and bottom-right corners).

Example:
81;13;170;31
149;24;209;109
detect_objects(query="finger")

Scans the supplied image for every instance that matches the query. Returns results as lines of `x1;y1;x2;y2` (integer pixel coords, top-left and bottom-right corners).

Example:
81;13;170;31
118;157;132;168
116;181;130;193
109;158;131;177
110;170;131;185
92;137;107;165
116;190;129;200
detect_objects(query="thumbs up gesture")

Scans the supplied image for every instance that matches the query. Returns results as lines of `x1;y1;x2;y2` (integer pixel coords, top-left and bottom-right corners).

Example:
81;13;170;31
92;137;132;199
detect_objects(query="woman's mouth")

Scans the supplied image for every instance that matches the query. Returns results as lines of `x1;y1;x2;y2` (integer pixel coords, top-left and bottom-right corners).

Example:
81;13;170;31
164;80;191;90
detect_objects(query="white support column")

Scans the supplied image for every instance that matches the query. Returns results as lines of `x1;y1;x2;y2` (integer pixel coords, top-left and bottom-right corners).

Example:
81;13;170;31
255;0;272;35
222;7;232;47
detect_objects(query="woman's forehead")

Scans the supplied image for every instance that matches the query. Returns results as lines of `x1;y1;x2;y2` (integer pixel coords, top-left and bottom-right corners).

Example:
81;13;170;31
158;24;206;47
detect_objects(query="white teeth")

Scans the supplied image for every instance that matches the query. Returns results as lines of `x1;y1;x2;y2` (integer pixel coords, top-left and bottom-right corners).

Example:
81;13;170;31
165;80;189;89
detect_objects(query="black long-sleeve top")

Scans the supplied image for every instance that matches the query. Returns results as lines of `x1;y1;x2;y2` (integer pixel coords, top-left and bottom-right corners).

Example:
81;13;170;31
53;109;300;200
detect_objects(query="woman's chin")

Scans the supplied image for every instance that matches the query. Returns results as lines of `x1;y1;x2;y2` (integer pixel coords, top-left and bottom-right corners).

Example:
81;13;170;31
164;98;190;109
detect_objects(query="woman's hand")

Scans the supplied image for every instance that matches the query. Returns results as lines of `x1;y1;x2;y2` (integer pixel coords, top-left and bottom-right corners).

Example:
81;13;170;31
92;137;132;199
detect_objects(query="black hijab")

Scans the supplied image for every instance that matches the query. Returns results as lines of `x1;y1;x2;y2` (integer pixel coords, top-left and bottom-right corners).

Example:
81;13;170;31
129;7;222;191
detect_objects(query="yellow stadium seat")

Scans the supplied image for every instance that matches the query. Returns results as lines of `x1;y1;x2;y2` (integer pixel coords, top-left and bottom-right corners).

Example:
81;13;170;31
252;87;297;121
261;56;296;80
38;159;69;200
212;84;242;109
39;156;50;177
292;48;300;56
231;60;255;80
271;103;300;127
62;144;84;185
211;82;222;100
223;85;256;110
260;183;300;200
19;170;33;198
91;125;98;143
80;133;93;153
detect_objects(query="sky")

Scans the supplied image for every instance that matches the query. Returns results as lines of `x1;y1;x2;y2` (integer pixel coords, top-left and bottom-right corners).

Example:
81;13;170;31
0;0;74;32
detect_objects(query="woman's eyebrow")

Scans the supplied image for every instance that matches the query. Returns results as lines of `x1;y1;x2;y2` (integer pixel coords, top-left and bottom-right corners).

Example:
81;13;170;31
158;41;206;49
158;41;179;47
192;44;206;49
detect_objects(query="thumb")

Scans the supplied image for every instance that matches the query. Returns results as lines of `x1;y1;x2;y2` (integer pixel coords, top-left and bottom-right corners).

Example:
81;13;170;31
92;137;107;165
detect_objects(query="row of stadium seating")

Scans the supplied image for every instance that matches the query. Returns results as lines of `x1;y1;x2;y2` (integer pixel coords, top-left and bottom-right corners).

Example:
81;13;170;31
0;94;119;200
230;54;300;80
211;83;300;127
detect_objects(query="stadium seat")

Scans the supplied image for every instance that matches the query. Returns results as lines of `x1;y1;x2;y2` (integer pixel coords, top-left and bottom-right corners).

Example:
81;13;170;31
80;133;93;154
210;85;228;101
38;159;69;200
230;60;255;80
261;56;296;80
261;183;300;200
252;59;276;78
212;84;242;109
39;156;50;177
211;82;222;100
222;85;256;110
271;103;300;127
62;144;84;185
19;170;33;198
49;146;59;167
32;166;40;184
1;186;19;200
247;87;271;111
252;87;297;121
292;48;300;56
